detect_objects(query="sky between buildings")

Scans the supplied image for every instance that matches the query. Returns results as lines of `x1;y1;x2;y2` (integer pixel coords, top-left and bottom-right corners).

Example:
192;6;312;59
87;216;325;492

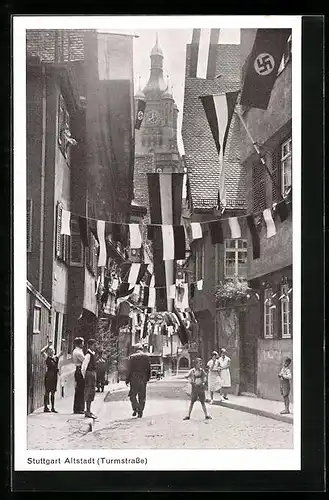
132;29;241;155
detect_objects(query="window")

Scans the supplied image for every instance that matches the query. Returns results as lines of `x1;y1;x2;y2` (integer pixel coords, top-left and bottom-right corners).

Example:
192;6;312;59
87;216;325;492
33;303;41;333
27;198;32;253
195;242;205;281
70;216;84;266
55;201;70;264
281;284;292;338
281;138;292;196
224;239;247;278
58;94;72;161
264;287;276;338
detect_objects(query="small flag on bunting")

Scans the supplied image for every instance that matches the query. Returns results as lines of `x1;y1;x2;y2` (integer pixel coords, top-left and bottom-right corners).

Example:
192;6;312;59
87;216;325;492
197;279;203;291
169;284;176;299
247;215;260;259
191;222;203;240
209;220;224;245
78;216;89;247
61;209;71;235
97;220;107;267
148;287;156;308
161;225;186;261
263;208;276;238
276;200;289;222
135;99;146;130
240;29;292;110
116;282;135;299
228;217;242;239
200;91;239;211
190;283;195;298
129;224;142;249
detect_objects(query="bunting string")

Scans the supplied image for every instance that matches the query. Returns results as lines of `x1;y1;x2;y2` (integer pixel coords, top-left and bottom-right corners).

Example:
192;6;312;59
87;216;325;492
64;194;290;228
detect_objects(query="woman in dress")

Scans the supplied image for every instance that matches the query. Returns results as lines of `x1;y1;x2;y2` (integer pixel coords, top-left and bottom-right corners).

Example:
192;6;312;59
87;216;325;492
218;348;231;400
206;351;221;404
41;339;64;413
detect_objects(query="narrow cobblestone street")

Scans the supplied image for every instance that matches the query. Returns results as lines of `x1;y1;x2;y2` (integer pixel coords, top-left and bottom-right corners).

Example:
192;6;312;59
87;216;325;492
28;375;293;450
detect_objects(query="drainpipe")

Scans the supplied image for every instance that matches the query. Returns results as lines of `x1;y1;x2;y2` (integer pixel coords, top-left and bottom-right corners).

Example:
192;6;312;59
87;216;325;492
38;64;46;293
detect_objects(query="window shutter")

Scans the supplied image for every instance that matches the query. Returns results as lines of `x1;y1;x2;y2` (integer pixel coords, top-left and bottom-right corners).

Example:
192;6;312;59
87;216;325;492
27;199;32;252
56;202;63;258
272;148;281;203
252;160;266;213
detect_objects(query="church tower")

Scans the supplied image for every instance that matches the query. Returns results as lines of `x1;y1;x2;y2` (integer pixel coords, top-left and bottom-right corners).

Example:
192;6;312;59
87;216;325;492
133;34;182;220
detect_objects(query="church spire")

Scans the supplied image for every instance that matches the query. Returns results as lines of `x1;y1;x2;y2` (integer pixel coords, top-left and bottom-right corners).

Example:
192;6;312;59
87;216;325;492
143;32;166;97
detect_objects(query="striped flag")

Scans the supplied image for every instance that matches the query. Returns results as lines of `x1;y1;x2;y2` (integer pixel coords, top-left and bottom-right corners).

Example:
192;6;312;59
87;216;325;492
200;92;239;211
189;28;220;79
147;172;184;312
263;208;276;238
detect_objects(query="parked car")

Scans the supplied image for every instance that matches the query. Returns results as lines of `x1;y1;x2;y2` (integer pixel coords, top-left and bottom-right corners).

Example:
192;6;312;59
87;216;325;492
148;354;164;380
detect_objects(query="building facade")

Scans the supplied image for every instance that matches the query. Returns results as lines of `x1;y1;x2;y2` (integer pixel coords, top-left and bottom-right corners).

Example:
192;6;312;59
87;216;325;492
26;29;136;411
240;29;293;401
182;34;248;393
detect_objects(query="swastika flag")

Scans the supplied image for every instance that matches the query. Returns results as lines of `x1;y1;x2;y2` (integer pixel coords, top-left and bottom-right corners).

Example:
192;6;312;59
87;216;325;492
240;29;291;110
135;99;146;129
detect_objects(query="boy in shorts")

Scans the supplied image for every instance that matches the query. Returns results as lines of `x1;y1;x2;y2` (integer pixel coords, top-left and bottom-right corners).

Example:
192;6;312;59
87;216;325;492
278;356;292;414
183;358;212;420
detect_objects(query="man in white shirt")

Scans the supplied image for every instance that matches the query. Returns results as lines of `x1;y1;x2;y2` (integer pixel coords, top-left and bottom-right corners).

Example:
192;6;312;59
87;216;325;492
81;338;97;419
72;337;85;414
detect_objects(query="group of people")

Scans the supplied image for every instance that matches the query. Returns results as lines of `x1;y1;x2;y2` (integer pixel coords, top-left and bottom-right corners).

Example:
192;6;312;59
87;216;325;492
41;337;292;421
183;350;292;419
182;349;231;421
41;337;108;419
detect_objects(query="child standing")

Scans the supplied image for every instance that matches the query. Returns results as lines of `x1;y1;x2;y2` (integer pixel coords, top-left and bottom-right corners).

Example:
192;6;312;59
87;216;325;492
183;358;212;421
96;350;107;393
278;357;292;414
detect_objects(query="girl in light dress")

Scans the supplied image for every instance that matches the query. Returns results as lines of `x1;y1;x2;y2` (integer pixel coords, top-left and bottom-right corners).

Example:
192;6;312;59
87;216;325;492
206;351;223;404
218;348;231;400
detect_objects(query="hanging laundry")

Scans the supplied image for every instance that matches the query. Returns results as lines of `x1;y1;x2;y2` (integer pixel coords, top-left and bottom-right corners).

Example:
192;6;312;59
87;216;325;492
129;224;142;249
61;209;71;235
263;208;277;238
190;222;203;240
97;220;107;267
228;217;241;239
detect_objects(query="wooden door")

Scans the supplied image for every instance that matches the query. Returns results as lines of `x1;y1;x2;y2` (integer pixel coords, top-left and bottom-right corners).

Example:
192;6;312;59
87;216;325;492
239;305;258;394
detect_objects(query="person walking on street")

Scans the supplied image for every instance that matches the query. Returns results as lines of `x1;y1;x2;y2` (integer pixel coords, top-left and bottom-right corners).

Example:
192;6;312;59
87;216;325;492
96;350;107;393
126;343;151;418
81;338;97;419
41;338;64;413
278;357;292;414
72;337;85;414
183;358;212;421
218;348;231;400
206;351;222;404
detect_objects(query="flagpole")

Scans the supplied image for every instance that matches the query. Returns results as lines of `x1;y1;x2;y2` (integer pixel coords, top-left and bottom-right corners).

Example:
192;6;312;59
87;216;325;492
234;110;283;201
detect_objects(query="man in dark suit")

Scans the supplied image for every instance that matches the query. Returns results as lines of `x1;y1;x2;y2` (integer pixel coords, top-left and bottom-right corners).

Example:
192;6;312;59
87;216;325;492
126;343;151;418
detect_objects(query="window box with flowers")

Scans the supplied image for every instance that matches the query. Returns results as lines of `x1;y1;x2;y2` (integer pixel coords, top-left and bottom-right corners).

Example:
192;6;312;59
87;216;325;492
215;278;252;308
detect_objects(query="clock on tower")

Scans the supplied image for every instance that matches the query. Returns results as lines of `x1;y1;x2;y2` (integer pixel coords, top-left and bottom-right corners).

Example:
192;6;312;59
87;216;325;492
146;110;160;125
